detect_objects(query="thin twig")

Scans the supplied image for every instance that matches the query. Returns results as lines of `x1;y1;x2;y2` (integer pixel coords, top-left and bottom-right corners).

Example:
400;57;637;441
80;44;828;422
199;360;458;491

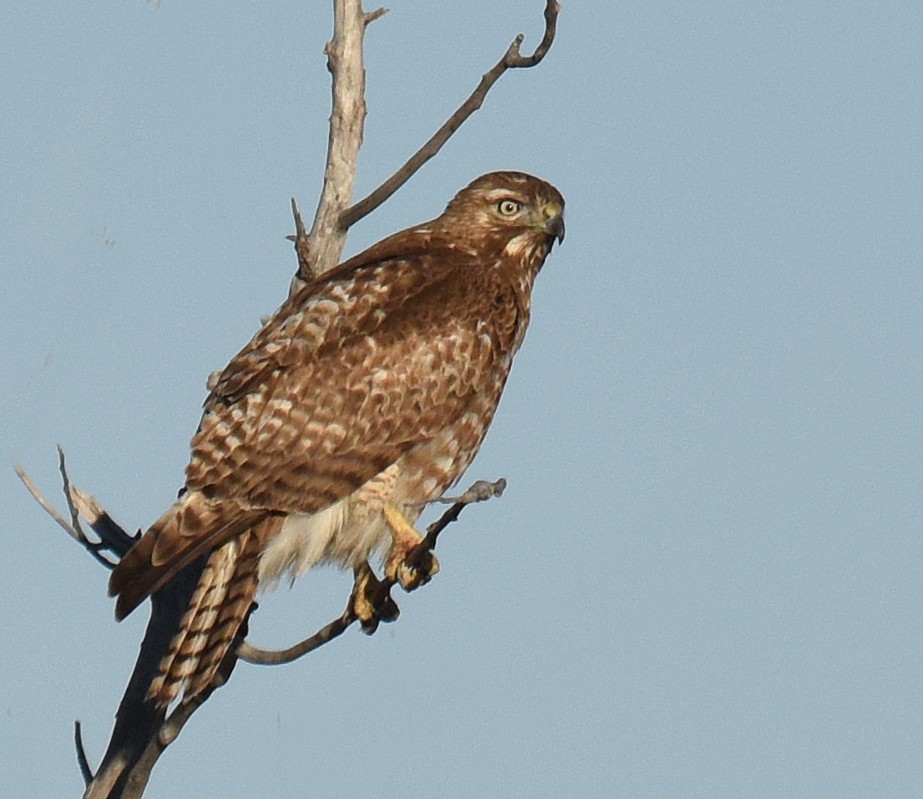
340;0;561;229
238;610;355;666
58;445;88;542
425;477;506;549
15;459;119;568
16;450;135;567
435;478;507;506
286;197;314;289
14;463;82;545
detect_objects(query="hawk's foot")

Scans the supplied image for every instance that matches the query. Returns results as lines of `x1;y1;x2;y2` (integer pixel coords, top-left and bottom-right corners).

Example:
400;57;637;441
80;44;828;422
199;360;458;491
383;504;440;591
350;562;399;635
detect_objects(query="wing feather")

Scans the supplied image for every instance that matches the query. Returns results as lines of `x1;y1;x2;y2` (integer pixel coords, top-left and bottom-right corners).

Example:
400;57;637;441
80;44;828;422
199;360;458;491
185;245;515;517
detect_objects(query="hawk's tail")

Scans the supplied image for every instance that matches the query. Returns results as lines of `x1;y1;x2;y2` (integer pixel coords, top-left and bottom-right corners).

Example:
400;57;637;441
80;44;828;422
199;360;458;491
108;492;280;706
148;529;263;706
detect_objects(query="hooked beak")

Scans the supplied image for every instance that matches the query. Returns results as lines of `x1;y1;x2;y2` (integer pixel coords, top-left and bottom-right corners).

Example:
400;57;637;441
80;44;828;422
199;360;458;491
541;202;565;244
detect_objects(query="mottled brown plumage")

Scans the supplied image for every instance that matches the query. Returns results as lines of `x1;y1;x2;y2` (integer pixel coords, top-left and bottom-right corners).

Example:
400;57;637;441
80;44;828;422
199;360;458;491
109;171;565;705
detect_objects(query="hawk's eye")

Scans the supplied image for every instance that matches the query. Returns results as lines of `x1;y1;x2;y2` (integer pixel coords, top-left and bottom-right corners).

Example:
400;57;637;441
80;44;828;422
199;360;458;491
497;199;523;216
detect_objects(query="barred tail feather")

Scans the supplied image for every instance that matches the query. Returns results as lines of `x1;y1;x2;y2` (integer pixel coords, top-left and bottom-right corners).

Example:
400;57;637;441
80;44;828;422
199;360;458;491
187;528;263;699
148;528;265;706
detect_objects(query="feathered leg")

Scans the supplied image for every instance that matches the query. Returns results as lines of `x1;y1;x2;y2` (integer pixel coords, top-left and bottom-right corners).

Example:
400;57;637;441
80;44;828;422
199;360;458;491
382;503;440;591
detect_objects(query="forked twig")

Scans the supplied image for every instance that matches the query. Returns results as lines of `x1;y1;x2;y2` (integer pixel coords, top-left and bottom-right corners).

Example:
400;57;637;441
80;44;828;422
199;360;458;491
15;448;134;568
287;197;314;287
339;0;561;228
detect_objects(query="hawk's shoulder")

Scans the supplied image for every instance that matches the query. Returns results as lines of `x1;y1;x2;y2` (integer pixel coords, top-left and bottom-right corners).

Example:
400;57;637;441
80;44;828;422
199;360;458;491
207;228;508;408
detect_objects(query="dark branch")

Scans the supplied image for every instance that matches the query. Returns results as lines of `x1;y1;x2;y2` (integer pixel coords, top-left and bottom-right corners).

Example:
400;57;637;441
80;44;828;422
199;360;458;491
75;721;93;786
339;0;560;229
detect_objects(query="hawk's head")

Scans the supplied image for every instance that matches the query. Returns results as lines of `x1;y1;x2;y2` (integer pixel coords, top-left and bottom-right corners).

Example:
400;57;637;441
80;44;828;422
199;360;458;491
439;171;565;257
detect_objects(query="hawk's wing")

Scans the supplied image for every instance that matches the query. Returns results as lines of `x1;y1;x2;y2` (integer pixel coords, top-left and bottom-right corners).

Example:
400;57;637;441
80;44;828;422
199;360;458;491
111;239;521;615
187;244;520;511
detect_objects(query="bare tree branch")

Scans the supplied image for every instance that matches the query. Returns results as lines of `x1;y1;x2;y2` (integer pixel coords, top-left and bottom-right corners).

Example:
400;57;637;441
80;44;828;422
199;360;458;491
15;450;132;568
340;0;560;228
363;7;388;27
17;462;506;799
290;0;387;296
71;8;387;792
20;444;505;791
15;462;81;546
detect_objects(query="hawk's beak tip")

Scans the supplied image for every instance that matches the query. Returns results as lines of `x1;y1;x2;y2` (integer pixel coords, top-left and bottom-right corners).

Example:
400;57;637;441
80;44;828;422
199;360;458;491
547;215;565;244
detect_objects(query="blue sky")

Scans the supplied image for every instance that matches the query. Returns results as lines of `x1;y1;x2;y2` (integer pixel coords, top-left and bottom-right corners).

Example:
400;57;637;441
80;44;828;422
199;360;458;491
3;2;923;797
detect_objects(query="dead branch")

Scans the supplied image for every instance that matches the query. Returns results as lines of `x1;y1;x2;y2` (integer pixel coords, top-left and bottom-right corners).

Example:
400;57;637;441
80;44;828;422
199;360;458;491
238;610;355;666
73;8;386;793
287;198;313;284
340;0;560;229
15;448;133;569
290;1;387;296
291;0;560;288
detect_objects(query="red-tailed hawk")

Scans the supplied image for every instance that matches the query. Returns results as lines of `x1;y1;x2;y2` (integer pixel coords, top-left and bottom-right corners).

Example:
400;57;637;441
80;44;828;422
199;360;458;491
109;171;565;705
